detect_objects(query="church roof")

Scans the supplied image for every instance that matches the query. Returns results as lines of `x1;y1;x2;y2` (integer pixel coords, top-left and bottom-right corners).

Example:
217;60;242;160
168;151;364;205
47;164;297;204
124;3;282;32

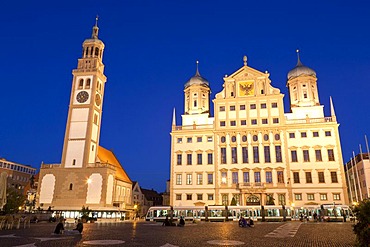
287;51;316;80
184;61;210;89
97;146;132;184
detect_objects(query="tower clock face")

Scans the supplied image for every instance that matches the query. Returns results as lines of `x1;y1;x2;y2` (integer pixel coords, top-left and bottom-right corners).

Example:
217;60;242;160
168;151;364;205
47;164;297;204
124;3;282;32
95;94;102;106
76;91;89;103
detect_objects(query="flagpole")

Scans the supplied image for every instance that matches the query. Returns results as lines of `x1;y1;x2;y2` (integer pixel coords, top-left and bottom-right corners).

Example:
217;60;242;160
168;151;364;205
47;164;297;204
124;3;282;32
353;151;363;201
345;159;353;204
350;155;359;202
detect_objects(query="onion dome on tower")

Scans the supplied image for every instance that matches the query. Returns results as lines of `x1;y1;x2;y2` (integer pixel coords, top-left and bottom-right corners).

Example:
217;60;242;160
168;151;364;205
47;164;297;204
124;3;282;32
184;61;211;115
287;50;316;80
184;61;210;89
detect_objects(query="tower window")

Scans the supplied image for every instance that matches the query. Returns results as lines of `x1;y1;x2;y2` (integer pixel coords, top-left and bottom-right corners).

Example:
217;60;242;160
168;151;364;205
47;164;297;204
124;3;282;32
304;92;308;98
90;46;93;56
94;114;98;124
72;159;76;166
95;47;99;56
85;47;89;57
86;79;91;89
69;183;73;190
194;100;197;107
78;79;84;89
92;145;94;151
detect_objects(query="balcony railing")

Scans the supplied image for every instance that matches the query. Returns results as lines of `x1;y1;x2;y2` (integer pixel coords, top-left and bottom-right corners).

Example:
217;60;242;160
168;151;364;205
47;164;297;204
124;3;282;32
237;182;265;189
173;124;214;131
285;117;334;124
41;162;116;170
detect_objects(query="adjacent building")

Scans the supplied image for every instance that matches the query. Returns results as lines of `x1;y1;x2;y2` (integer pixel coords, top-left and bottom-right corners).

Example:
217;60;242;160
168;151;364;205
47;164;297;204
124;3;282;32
36;20;133;219
170;54;348;208
0;158;36;191
345;153;370;204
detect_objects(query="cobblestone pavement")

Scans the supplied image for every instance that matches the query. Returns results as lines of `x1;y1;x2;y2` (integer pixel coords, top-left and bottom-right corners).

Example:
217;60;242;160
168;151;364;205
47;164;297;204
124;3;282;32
0;220;356;247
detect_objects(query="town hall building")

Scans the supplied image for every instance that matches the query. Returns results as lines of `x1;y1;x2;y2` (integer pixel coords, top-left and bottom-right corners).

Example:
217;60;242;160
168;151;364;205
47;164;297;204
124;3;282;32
170;54;348;209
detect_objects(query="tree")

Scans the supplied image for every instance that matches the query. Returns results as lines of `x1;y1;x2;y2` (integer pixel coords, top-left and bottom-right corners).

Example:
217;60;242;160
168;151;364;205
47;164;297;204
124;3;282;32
81;205;91;222
352;199;370;246
2;187;26;214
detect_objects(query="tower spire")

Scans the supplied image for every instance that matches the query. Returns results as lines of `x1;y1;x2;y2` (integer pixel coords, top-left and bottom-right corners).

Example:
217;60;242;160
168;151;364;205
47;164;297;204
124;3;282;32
296;49;303;66
195;60;200;76
92;15;99;39
172;108;176;126
330;96;336;118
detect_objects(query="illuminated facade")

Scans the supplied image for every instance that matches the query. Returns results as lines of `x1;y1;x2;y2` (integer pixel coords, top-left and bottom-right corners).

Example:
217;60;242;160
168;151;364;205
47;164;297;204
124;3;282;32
170;55;348;208
37;21;133;217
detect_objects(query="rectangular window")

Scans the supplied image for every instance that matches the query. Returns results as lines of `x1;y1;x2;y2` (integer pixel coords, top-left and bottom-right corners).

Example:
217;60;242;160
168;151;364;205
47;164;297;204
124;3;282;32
278;194;286;205
293;172;300;183
240;105;245;110
328;149;335;161
197;153;202;165
273;118;279;124
262;119;268;124
220;121;226;127
275;146;282;163
176;174;182;185
177;154;182;165
221;148;226;164
219;106;225;111
230;105;235;111
305;172;312;183
250;104;256;109
313;131;319;137
176;194;182;200
187;154;192;165
291;150;298;162
221;172;227;184
271;102;278;108
242;147;248;163
266;171;272;183
207;136;213;142
230;120;236;126
251;119;257;125
186;174;192;185
232;172;238;184
318;172;325;183
264;146;271;163
254;171;261;183
301;132;307;138
222;194;229;206
315;150;322;161
320;193;327;201
197;137;202;142
207;153;213;164
325;131;331;136
294;193;302;201
187;137;192;143
197;173;203;185
303;150;310;162
243;172;250;183
289;133;295;138
277;171;284;183
208;194;214;200
197;194;203;200
177;138;182;143
307;194;315;200
261;103;267;109
231;147;237;163
331;171;338;183
253;146;259;163
241;120;247;125
187;194;192;200
333;193;341;200
208;174;213;184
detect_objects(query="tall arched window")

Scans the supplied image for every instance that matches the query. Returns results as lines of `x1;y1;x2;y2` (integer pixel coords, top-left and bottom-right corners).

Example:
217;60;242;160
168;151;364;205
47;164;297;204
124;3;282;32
194;100;197;107
90;46;93;56
86;79;91;89
69;183;73;190
78;79;84;89
95;47;99;57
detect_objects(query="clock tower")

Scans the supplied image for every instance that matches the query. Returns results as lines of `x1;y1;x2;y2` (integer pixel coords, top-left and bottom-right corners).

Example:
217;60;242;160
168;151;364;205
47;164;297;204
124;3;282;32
61;18;107;168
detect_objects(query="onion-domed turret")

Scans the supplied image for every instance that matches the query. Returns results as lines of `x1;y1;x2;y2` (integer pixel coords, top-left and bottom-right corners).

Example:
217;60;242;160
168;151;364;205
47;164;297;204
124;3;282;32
287;50;316;80
184;61;210;89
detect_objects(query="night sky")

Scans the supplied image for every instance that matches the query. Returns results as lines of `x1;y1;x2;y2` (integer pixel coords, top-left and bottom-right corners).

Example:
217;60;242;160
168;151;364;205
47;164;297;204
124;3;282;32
1;1;369;192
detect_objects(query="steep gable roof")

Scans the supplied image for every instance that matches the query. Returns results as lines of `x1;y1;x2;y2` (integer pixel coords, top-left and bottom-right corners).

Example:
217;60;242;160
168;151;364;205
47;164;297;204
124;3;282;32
97;146;132;184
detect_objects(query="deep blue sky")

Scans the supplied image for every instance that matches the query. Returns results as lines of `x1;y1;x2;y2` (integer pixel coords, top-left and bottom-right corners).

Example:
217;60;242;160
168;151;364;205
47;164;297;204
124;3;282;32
1;1;369;192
